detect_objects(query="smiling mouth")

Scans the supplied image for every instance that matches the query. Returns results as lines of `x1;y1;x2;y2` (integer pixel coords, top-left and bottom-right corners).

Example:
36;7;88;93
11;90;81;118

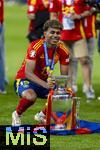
52;37;59;41
53;39;59;43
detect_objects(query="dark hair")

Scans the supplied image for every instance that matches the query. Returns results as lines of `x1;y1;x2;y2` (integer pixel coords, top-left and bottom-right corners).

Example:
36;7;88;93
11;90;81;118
43;20;63;31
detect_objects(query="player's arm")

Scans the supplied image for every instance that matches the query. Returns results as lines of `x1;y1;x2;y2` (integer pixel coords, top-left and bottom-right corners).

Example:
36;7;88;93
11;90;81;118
27;13;35;20
27;1;36;20
60;64;69;75
78;8;96;18
50;12;59;20
25;59;49;89
49;0;59;20
58;43;70;75
71;6;96;20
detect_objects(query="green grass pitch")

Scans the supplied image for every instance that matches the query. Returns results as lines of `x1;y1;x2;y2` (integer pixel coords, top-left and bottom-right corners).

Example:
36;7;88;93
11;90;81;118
0;3;100;150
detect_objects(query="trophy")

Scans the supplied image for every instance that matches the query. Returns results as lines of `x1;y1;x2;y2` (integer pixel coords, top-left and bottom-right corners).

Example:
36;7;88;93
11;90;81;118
46;75;80;130
52;75;71;112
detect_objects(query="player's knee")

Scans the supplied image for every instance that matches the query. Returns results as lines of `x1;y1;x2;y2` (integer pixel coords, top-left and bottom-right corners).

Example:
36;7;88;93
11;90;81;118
79;57;89;66
25;93;37;100
22;90;37;101
88;56;93;64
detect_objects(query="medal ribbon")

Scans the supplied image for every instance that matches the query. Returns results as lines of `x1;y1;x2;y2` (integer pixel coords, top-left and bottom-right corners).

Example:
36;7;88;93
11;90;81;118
43;42;56;77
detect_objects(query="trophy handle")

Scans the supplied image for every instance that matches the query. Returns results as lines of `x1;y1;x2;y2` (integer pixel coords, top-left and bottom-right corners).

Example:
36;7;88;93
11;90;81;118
52;75;70;83
52;75;71;94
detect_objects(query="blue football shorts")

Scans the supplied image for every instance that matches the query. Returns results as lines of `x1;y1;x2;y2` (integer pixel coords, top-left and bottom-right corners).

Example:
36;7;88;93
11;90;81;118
14;78;49;98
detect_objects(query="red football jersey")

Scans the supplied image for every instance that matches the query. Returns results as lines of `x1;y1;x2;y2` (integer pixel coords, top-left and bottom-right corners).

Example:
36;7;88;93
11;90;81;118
27;0;49;14
83;5;96;38
0;0;4;23
27;0;50;32
16;39;69;81
49;0;85;41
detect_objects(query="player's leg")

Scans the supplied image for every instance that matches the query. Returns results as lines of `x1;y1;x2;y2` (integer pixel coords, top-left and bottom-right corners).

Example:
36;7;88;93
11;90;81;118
34;87;49;124
71;57;78;92
12;79;37;126
70;41;78;92
83;37;95;94
97;30;100;53
73;39;95;99
0;24;7;94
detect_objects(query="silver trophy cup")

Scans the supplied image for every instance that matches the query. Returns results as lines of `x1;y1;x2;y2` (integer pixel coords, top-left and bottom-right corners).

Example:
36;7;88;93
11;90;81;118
52;75;71;112
50;75;80;130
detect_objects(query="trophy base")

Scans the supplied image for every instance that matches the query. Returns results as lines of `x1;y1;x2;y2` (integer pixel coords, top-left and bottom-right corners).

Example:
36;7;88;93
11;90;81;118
54;124;66;130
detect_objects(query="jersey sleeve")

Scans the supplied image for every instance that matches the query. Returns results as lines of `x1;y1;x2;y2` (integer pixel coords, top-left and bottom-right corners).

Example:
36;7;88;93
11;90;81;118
74;0;85;14
27;0;37;14
49;0;60;12
26;42;37;61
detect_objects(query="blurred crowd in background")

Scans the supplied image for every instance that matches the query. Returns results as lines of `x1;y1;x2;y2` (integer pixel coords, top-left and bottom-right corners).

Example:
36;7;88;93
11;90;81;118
5;0;27;4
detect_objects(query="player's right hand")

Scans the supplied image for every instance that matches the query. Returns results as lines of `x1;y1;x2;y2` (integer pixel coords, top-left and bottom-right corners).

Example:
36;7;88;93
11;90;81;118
47;77;56;89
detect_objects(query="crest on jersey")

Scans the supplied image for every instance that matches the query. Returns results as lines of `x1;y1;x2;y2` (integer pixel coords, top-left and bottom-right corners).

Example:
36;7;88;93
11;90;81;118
29;5;34;11
30;50;36;58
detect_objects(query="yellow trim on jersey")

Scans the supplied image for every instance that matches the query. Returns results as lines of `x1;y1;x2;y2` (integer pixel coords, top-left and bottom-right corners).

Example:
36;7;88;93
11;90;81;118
33;39;43;49
58;42;69;55
30;0;36;5
32;39;44;51
80;21;86;39
16;79;21;93
35;41;44;51
92;15;96;38
54;53;59;63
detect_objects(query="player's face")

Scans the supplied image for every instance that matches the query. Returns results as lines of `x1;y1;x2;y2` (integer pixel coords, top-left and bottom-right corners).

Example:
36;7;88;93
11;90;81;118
44;28;61;46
